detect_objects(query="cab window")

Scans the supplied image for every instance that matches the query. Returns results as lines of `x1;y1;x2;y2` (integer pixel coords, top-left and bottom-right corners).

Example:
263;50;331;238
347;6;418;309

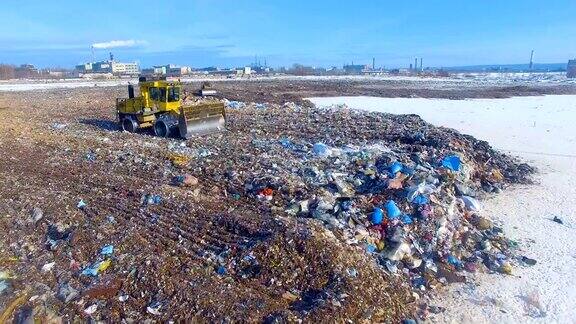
149;87;167;102
149;87;161;101
168;87;180;102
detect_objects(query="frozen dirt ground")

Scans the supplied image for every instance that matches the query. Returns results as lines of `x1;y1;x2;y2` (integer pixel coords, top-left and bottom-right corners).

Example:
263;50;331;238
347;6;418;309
310;95;576;323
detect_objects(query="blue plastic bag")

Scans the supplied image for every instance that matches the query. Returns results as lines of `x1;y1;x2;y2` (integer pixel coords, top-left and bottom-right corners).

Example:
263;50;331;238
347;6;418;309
401;214;413;224
389;161;403;174
441;155;461;172
401;166;415;176
385;200;402;219
412;194;429;205
366;244;377;253
101;245;114;255
371;207;384;224
447;255;462;267
412;276;426;287
216;266;226;275
77;199;86;209
340;200;353;211
312;143;329;156
279;138;293;149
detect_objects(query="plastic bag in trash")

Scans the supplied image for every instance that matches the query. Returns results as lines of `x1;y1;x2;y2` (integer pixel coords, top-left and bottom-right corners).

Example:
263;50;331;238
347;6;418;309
441;155;462;172
385;200;402;219
412;195;428;205
389;161;403;174
100;245;114;255
312;142;329;156
371;207;384;224
461;196;482;212
406;183;436;203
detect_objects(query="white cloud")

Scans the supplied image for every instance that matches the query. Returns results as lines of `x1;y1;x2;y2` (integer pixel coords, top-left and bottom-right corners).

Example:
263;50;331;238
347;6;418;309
92;40;146;49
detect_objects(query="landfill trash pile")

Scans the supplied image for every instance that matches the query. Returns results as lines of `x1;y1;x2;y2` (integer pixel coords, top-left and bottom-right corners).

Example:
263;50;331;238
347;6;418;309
0;87;534;322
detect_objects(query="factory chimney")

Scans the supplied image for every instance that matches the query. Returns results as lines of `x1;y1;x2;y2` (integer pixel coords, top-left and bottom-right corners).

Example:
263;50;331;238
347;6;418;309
529;50;534;70
372;57;375;70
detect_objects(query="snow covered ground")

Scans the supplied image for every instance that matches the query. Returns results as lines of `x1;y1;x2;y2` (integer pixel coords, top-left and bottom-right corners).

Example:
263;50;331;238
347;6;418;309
0;79;135;91
0;72;573;92
451;72;575;85
309;95;576;323
0;75;463;92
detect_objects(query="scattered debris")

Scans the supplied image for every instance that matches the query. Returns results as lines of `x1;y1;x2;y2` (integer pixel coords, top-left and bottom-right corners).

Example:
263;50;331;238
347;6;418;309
0;281;8;294
147;301;162;316
521;256;537;266
84;304;98;315
172;174;199;187
41;262;56;272
31;207;43;223
51;122;68;130
81;259;112;277
57;282;79;303
552;216;564;224
167;153;190;168
519;289;547;318
77;199;87;209
142;194;162;206
45;224;73;250
100;245;114;255
441;154;462;171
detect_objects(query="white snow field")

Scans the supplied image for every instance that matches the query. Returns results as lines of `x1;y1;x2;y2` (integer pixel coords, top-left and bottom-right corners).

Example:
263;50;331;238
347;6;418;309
1;72;573;92
309;95;576;324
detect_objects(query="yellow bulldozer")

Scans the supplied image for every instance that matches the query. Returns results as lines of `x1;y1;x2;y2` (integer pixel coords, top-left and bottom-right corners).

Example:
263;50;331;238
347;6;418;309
116;77;226;138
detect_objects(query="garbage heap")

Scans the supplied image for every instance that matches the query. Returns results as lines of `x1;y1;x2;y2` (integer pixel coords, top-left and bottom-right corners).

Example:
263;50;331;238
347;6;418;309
0;94;536;322
180;101;535;298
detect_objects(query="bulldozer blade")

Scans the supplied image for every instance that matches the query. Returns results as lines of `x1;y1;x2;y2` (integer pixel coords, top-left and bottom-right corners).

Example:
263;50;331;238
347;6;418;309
178;102;226;138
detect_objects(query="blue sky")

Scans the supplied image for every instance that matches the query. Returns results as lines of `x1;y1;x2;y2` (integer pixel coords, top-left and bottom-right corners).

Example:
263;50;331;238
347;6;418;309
1;0;575;68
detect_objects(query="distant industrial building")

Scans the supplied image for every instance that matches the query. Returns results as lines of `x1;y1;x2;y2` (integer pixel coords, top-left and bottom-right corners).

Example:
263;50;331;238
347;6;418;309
362;68;385;76
110;61;139;75
343;64;366;75
239;66;252;75
141;64;192;77
568;59;576;78
75;53;139;76
15;64;39;78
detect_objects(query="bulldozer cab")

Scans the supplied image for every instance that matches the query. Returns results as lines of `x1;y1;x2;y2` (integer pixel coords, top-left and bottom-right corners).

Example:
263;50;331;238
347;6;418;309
140;80;182;112
149;85;180;102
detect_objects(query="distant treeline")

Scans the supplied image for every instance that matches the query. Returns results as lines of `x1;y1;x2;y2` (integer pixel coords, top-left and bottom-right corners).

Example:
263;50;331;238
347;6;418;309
0;64;16;80
0;64;72;80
